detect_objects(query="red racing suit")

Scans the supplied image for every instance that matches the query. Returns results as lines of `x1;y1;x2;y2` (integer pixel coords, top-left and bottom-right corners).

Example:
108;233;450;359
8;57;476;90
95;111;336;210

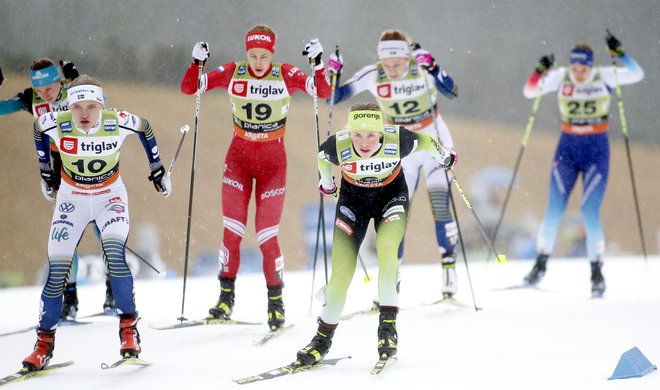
181;60;331;287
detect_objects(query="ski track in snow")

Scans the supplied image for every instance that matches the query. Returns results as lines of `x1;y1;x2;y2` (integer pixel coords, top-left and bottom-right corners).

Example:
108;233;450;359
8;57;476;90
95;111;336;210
1;257;659;389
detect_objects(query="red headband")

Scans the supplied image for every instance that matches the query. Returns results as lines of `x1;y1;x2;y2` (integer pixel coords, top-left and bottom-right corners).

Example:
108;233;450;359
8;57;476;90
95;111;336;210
246;32;276;53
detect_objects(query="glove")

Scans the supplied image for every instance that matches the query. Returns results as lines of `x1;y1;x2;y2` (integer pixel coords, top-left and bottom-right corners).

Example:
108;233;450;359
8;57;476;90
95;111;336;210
303;38;323;66
192;42;210;66
606;30;624;57
536;54;555;73
412;47;436;71
59;60;79;81
40;180;56;202
318;178;337;197
327;52;343;76
440;148;457;170
148;164;172;198
0;65;3;86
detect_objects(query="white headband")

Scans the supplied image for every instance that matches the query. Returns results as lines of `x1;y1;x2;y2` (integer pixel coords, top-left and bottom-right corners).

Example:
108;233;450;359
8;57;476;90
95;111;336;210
68;85;105;106
378;40;410;59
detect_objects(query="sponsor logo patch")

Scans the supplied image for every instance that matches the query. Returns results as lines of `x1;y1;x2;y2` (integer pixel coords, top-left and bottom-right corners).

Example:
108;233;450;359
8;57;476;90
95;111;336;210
335;218;353;236
60;137;78;154
104;119;117;132
59;202;75;213
340;148;352;160
232;80;248;97
340;206;356;222
562;84;574;97
60;121;72;133
377;84;391;98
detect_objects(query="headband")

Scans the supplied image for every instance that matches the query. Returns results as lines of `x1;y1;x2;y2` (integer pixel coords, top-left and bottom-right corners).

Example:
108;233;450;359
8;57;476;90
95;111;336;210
31;64;61;87
246;32;276;53
67;85;105;106
347;110;385;132
378;40;410;59
569;48;593;67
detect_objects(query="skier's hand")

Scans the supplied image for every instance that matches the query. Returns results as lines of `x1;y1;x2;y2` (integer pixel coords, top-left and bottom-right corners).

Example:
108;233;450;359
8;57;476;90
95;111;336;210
606;30;624;57
40;180;56;202
440;148;457;170
327;52;343;76
318;178;337;197
536;54;555;74
0;65;3;87
412;46;436;71
59;60;79;82
192;42;210;66
303;39;323;66
148;164;172;198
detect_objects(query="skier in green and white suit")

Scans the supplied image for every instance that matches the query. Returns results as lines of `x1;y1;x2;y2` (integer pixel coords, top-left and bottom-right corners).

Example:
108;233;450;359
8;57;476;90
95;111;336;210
295;102;455;366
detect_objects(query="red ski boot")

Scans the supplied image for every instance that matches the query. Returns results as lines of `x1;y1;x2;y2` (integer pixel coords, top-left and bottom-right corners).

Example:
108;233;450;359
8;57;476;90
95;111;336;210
119;313;141;358
22;328;56;371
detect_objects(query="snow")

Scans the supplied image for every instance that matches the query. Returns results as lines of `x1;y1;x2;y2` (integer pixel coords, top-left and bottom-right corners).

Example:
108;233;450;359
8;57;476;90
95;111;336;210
1;256;659;389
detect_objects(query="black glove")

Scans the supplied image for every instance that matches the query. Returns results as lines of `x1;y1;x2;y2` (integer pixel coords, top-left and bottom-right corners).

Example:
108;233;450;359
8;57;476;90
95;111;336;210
51;152;63;191
40;166;56;190
0;65;3;87
536;54;555;73
606;30;624;57
59;60;79;81
148;165;166;192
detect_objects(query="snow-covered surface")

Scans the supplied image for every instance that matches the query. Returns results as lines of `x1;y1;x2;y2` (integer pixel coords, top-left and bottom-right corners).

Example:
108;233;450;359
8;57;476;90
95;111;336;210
1;257;659;389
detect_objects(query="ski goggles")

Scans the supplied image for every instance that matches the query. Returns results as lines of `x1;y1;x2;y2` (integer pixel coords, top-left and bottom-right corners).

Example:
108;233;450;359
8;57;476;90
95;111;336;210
68;85;105;106
569;48;593;67
378;40;410;59
31;64;61;87
347;110;385;132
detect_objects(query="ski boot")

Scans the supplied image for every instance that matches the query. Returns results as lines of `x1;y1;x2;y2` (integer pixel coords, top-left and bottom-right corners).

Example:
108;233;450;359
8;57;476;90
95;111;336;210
208;277;235;320
441;253;458;299
523;254;549;286
22;328;56;371
60;282;79;321
267;285;285;331
377;306;398;358
103;278;118;315
590;260;606;298
296;320;337;366
119;312;141;358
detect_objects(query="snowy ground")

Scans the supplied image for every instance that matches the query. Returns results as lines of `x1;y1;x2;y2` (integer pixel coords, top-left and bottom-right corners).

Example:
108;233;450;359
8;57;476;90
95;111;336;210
1;256;659;389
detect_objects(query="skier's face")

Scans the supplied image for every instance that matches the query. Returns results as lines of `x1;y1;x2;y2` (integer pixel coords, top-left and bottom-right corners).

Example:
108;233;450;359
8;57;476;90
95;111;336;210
247;48;274;77
381;57;409;80
351;131;383;157
34;82;61;104
570;64;592;83
70;101;102;132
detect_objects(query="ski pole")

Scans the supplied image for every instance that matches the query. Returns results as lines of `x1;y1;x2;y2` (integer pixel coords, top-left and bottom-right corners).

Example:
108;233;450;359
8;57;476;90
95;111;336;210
167;124;190;177
179;57;205;323
449;168;506;265
413;42;479;309
304;46;331;312
484;79;544;265
126;245;162;274
606;29;648;268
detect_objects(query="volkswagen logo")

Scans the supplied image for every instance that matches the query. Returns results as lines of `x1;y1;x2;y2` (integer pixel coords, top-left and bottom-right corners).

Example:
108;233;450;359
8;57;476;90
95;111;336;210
59;202;75;213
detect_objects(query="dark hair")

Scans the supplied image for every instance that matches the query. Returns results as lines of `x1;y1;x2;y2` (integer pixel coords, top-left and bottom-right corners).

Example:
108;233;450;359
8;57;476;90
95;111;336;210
30;58;56;71
349;102;381;112
247;24;276;37
379;29;410;43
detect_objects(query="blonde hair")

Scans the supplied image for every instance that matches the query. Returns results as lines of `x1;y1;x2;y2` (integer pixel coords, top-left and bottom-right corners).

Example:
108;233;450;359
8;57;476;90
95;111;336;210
573;42;593;52
247;24;277;38
69;74;102;88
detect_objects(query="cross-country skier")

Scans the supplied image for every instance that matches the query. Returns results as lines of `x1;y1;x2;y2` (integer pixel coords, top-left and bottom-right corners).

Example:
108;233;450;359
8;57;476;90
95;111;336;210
295;103;455;365
0;59;117;318
180;24;332;331
522;32;644;297
22;75;171;371
326;29;461;300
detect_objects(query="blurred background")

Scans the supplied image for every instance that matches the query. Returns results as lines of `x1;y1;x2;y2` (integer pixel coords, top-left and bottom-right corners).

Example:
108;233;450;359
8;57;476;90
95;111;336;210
1;0;658;287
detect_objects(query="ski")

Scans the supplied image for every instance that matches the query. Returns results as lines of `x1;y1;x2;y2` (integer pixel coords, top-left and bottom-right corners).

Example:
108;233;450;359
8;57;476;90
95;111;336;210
101;357;152;370
340;307;378;321
254;324;294;346
424;296;468;307
0;319;92;338
0;361;74;386
492;284;554;293
151;317;262;331
370;354;397;375
233;356;351;384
